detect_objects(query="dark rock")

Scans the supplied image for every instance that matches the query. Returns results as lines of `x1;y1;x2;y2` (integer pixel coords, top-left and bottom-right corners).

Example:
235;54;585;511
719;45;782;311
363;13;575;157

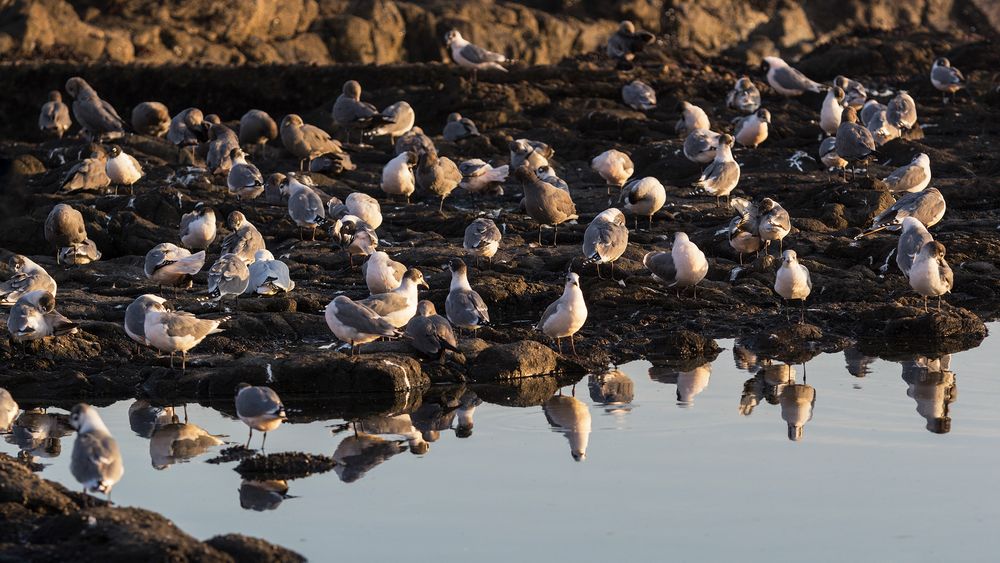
469;340;560;381
235;452;338;481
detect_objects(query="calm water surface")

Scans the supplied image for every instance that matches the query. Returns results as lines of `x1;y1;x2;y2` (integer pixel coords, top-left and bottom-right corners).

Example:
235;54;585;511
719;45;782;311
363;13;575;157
4;326;999;562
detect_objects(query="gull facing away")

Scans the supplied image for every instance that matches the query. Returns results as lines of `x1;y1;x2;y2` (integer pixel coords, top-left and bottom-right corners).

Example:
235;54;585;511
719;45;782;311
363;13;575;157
70;404;124;501
643;232;709;298
820;86;846;136
761;57;823;96
205;124;240;176
591;149;634;195
757;198;792;254
1;255;57;304
464;218;502;266
44;203;87;262
227;148;265;201
897;217;934;279
395;126;435;157
7;290;77;342
59;239;101;266
445;258;490;333
339;192;382;230
38;91;72;139
774;250;812;322
236;383;286;450
405;300;459;362
131;101;169;137
930;57;965;103
860;99;885;125
105;145;144;195
445;29;508;80
124;294;168;345
883;153;930;193
279;174;326;240
733;108;770;148
582;208;628;278
280;114;348;170
362;251;406;295
675;101;710;137
179;204;217;251
64;77;125;141
381;151;418;203
727;76;761;114
693;133;740;206
246;249;295;296
819;137;847;175
332;80;385;145
859;187;946;237
909;241;953;311
728;199;762;265
459;159;508;196
622;80;657;111
683;128;720;163
888;91;917;130
221;211;266;264
167;107;208;147
867;107;901;146
325;295;401;355
621;176;666;230
330;215;378;267
143;309;229;369
416;149;462;212
62;146;111;192
238;109;278;157
369;101;415;145
144;243;206;289
205;253;250;304
359;268;429;328
834;75;867;108
835;107;877;177
514;165;578;246
536;272;588;355
443;112;480;141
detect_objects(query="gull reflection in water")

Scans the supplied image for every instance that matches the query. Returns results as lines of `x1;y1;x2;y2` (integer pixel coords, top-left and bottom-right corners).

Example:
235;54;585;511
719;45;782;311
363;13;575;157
901;354;956;434
649;360;712;407
739;363;816;441
543;392;592;461
149;414;225;469
128;400;176;439
332;431;407;483
239;479;294;511
733;339;771;373
588;370;635;418
844;345;875;378
6;409;73;459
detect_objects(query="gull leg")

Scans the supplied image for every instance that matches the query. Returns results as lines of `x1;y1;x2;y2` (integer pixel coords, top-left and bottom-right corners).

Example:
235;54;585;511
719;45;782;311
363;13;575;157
169;352;174;368
570;334;577;356
923;296;928;313
182;351;187;370
938;296;943;311
538;226;542;246
800;300;805;324
246;427;253;448
438;197;445;213
648;214;653;230
556;337;562;355
784;299;789;322
596;262;602;279
261;432;268;452
553;225;558;247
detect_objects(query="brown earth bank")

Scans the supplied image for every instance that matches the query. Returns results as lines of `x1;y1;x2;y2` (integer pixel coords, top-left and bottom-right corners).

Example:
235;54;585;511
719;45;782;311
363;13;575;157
1;27;999;408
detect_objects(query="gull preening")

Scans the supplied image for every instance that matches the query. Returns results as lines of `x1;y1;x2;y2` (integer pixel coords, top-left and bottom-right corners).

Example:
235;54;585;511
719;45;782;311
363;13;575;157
620;176;666;230
124;294;168;345
582;208;629;278
756;198;791;254
643;232;709;298
683;128;720;163
362;251;406;295
445;29;508;79
131;101;169;137
443;112;480;141
1;255;57;304
222;211;266;264
179;204;217;251
7;290;77;342
859;187;946;237
381;151;418;202
65;77;125;141
606;20;654;65
908;241;954;311
280;174;327;240
459;159;508;196
464;218;502;266
820;87;846;136
693;133;740;205
238;109;278;157
246;249;295;296
834;75;867;108
591;149;634;195
38;90;71;139
205;253;250;304
727;76;761;113
44;203;88;263
897;217;934;279
675;101;710;137
144;243;206;289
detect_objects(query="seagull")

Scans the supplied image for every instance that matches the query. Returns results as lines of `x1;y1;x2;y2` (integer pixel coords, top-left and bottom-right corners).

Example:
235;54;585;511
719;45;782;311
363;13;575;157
445;258;490;333
143;309;229;369
332;80;386;145
883;153;931;193
897;217;934;280
64;77;125;141
732;108;771;148
124;294;168;345
381;151;418;203
582;209;628;278
1;255;57;304
61;146;110;192
683;128;720;163
205;253;250;304
0;389;19;432
443;112;480;141
675;101;710;136
69;404;124;501
859;188;946;237
860;99;886;125
606;20;654;64
359;268;429;328
130;101;170;137
774;250;812;322
395;126;435;156
44;204;87;262
536;272;588;355
930;57;965;103
167;107;209;147
866;107;901;147
206;124;241;176
835;107;877;177
38;91;72;139
238;109;278;158
757;198;792;254
324;295;401;355
887;91;917;130
279;174;326;240
246;249;295;296
833;75;867;108
148;419;224;468
622;80;657;111
820;86;846;136
543;395;591;461
221;211;266;264
416;149;462;212
513;165;578;246
909;241;953;311
331;192;382;230
179;203;217;251
105;145;144;195
510;139;553;171
643;232;709;297
621;176;666;230
726;76;761;114
144;243;206;289
362;251;406;295
458;159;508;196
308;149;356;175
819;137;847;175
330;215;378;267
445;29;508;81
239;479;292;511
227;148;265;201
280;114;346;170
235;383;286;450
591;149;634;195
7;290;77;342
693;133;740;206
58;239;101;266
728;199;762;265
464;218;502;266
404;300;459;361
368;101;415;145
761;56;823;96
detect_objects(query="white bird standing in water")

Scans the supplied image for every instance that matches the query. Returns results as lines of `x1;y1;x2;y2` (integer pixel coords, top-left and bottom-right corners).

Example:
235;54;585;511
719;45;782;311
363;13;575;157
536;272;588;355
774;250;812;322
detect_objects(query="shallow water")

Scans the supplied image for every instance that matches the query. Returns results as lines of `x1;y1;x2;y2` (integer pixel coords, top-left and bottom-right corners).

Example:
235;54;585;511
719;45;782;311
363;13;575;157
4;326;999;562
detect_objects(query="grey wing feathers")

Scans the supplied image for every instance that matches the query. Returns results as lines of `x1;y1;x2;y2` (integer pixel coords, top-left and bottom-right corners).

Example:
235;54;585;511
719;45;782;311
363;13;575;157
360;293;408;316
645;252;677;283
340;299;398;335
163;313;220;340
72;432;122;488
932;65;963;85
938;257;954;290
773;66;818;91
885;164;927;192
535;300;560;330
897;228;933;275
231;163;264;188
461;43;505;64
237;387;282;418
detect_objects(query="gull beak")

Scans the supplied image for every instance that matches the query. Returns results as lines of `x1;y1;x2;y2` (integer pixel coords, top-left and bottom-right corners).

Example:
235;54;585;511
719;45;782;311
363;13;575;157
420;279;430;289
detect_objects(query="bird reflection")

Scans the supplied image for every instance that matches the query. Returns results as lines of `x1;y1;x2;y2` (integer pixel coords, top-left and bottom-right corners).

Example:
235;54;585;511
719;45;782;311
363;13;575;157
733;339;770;372
332;432;407;483
588;370;634;416
740;363;817;441
780;383;816;441
844;345;875;378
649;361;712;407
901;354;956;434
5;409;73;459
543;394;591;461
455;390;482;438
148;416;225;469
128;400;176;438
355;414;430;454
239;479;293;511
410;400;458;444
